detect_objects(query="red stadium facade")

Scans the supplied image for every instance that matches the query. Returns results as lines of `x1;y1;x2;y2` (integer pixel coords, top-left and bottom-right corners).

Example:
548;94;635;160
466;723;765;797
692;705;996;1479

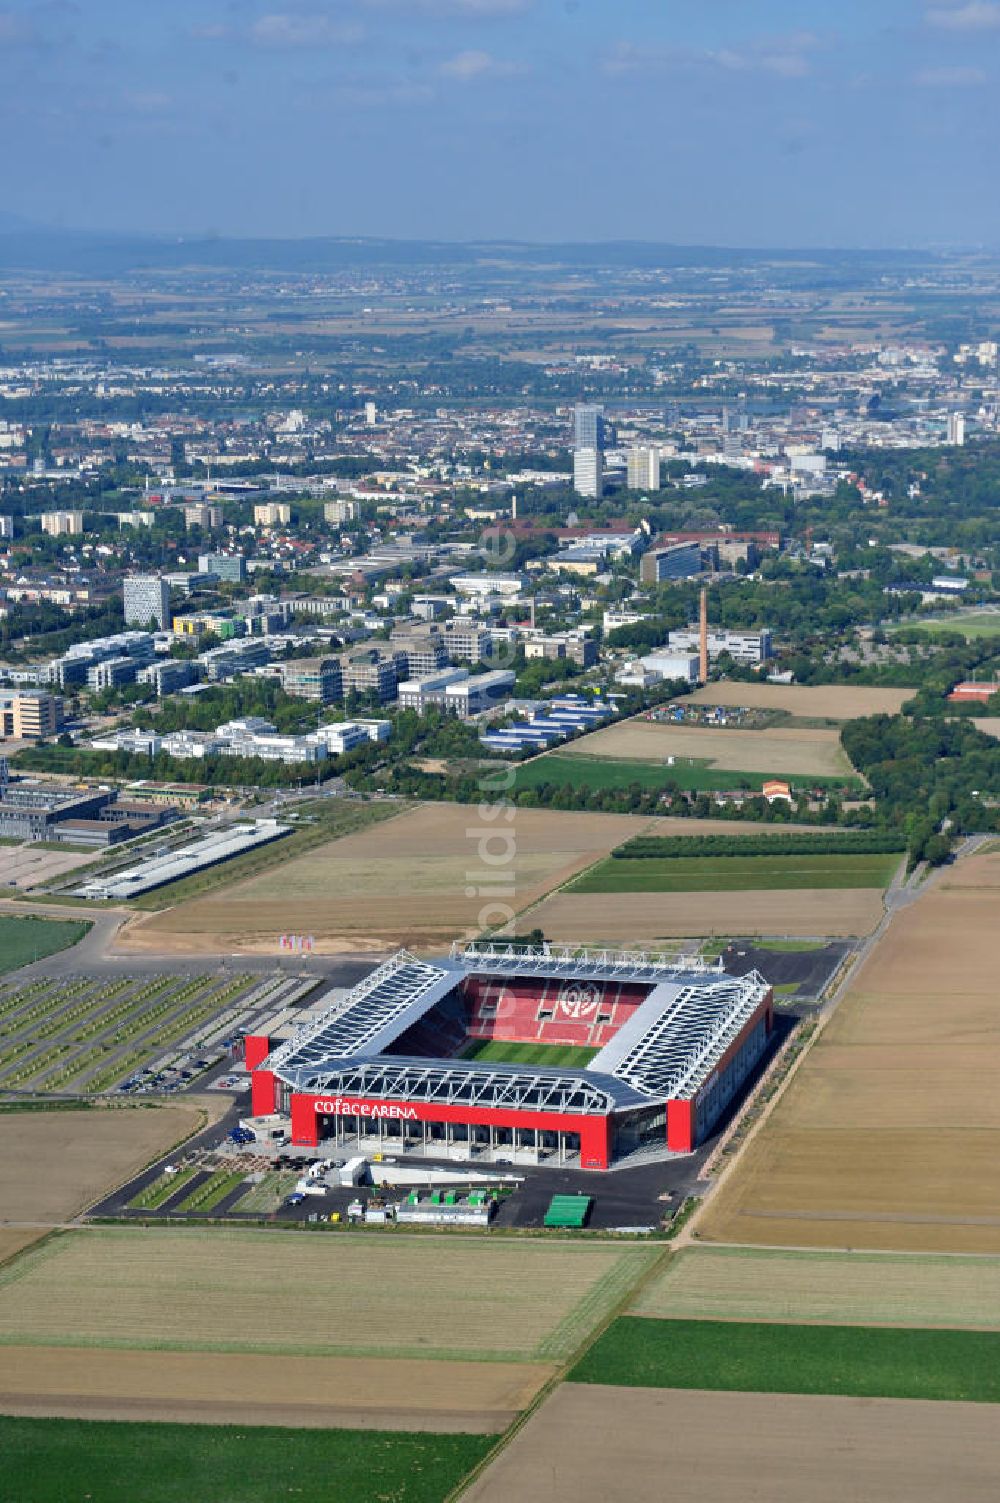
245;946;774;1171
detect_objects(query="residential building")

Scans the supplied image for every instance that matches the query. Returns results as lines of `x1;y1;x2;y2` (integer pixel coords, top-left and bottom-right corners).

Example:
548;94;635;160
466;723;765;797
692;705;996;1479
323;498;359;526
254;502;291;527
947;412;966;446
573;448;604;499
640;542;703;583
627;446;661;491
198;552;246;584
0;690;64;740
279;657;344;705
40;510;84;537
0;516;13;539
184;503;223;529
123;574;171;630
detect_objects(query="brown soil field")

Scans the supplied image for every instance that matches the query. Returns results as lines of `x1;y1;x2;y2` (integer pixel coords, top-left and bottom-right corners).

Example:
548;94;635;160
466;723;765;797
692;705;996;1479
0;1230;42;1267
686;681;911;719
0;1347;549;1432
571;720;851;777
633;1247;1000;1329
0;1106;200;1227
463;1385;1000;1503
0;1227;652;1362
698;850;1000;1252
119;803;648;955
523;888;883;943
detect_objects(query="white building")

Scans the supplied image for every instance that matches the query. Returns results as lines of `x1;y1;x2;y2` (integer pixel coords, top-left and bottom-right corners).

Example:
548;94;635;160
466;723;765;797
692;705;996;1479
669;628;772;666
0;516;13;539
573;448;604;498
947;412;966;446
123;575;171;631
451;573;526;601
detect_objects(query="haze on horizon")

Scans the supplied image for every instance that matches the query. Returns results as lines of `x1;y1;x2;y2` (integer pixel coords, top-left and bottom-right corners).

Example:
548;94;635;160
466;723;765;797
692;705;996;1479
6;0;1000;250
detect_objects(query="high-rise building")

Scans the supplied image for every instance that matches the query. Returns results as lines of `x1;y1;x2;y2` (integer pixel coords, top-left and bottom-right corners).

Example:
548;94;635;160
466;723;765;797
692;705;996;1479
0;690;64;741
364;401;377;425
573;404;606;451
123;574;171;630
0;516;13;539
40;510;84;537
323;498;358;526
184;503;223;530
254;502;291;527
947;412;966;446
573;448;604;499
626;446;660;491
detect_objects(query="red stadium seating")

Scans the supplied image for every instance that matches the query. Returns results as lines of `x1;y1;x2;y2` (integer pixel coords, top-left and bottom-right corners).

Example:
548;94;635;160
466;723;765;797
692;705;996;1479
462;976;650;1049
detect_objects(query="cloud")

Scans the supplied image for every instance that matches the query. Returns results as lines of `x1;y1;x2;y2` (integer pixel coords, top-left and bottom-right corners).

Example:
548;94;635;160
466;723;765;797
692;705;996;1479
926;2;1000;28
250;14;364;49
914;64;988;84
366;0;531;13
439;47;526;80
606;31;822;81
121;89;173;115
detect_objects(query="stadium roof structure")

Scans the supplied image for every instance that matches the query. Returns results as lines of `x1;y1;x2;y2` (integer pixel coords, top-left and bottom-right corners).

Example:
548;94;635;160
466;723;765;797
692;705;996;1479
265;947;770;1117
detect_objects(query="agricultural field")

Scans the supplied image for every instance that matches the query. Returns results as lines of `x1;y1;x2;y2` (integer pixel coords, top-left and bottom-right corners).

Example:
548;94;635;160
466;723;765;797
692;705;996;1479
698;848;1000;1252
462;1039;599;1067
523;887;884;943
0;915;90;977
568;852;901;894
0;1105;201;1258
513;753;856;795
568;1317;1000;1403
463;1385;1000;1503
0;1416;493;1502
0;1227;656;1363
634;1247;1000;1330
567;719;855;779
120;803;653;955
0;970;268;1095
685;681;912;719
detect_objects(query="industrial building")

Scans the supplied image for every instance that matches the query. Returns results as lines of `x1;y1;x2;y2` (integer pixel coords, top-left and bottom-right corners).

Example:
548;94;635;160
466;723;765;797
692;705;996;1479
244;944;774;1169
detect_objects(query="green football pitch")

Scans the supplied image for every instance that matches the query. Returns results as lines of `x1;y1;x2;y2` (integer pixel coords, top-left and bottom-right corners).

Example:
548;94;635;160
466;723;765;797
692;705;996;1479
462;1038;599;1067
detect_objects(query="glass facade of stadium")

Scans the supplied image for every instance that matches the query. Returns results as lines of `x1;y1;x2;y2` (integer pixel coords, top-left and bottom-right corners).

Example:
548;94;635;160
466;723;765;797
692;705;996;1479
246;947;774;1171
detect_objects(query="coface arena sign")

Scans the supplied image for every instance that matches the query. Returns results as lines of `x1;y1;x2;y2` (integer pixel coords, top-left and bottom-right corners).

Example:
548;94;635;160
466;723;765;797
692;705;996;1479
314;1097;418;1122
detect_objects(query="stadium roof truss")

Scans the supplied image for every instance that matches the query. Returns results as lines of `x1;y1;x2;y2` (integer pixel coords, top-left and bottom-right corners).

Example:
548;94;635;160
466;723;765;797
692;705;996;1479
284;1057;619;1116
265;947;771;1116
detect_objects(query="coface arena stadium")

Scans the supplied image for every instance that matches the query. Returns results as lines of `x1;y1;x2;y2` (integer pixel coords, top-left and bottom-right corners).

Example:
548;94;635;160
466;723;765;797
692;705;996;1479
245;944;774;1171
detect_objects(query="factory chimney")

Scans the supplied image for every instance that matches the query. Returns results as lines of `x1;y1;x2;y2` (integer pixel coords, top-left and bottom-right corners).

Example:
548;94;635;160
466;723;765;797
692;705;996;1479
699;587;709;684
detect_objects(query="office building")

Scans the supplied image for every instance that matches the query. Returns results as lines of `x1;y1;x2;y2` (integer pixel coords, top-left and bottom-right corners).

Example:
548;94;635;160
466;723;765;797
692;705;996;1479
573;448;604;499
86;656;140;692
343;649;400;704
136;660;199;696
626;446;661;491
40;510;84;537
198;553;247;584
669;627;772;666
0;690;64;741
279;657;344;705
397;668;471;714
639;541;703;583
123;574;171;631
573;404;606;451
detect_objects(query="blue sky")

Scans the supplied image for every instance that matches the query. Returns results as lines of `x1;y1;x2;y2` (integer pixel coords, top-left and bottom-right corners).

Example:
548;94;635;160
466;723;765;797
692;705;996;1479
6;1;999;246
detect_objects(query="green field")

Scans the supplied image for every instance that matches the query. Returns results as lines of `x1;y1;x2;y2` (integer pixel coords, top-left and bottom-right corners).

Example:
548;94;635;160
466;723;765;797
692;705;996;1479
514;754;860;795
462;1038;599;1067
0;915;90;977
568;852;901;894
569;1317;1000;1403
0;1416;492;1503
896;612;1000;641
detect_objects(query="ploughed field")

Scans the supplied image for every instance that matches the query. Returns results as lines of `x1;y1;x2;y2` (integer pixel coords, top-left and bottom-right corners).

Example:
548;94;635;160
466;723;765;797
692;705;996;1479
698;849;1000;1252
